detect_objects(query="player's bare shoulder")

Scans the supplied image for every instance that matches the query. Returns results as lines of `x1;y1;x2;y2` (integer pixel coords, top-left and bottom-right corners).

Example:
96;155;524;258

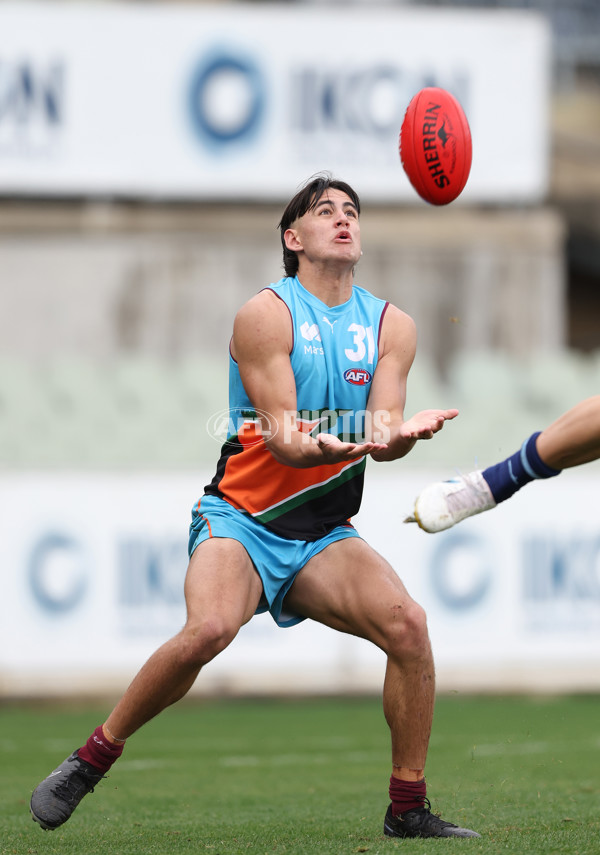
232;288;293;360
379;303;417;361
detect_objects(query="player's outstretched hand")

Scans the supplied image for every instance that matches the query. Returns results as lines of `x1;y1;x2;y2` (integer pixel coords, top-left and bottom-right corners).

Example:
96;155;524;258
399;409;459;441
316;432;388;463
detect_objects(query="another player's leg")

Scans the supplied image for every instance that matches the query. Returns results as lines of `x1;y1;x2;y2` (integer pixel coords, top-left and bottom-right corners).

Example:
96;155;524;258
286;537;480;839
406;431;562;533
408;396;600;534
406;469;496;533
535;395;600;470
30;538;263;830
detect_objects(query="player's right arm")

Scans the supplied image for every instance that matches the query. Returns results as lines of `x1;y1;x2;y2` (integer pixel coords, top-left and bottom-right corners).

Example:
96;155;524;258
231;290;386;468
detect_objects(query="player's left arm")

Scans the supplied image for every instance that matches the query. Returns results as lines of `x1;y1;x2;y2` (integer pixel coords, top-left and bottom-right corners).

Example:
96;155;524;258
366;304;458;462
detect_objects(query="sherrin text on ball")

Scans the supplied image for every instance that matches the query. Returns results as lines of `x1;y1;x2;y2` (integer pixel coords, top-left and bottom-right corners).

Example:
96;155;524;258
399;87;472;205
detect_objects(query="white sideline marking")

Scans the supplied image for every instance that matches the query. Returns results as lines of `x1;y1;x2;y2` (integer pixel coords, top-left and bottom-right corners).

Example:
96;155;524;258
220;751;376;767
117;759;170;771
470;741;549;757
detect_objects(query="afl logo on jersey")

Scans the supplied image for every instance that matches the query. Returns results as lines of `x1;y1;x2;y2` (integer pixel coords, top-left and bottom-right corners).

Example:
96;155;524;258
343;368;372;386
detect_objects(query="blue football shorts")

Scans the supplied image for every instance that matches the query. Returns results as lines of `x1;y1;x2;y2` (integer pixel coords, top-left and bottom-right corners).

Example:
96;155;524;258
188;493;360;627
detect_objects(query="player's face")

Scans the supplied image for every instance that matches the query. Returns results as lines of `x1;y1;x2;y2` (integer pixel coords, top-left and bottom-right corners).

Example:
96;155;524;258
285;188;361;270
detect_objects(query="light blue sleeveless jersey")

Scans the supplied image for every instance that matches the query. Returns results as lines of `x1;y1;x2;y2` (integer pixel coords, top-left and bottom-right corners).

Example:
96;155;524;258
206;276;389;540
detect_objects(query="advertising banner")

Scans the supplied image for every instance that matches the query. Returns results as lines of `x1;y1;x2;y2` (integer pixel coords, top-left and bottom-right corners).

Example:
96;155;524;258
0;2;550;202
1;468;598;697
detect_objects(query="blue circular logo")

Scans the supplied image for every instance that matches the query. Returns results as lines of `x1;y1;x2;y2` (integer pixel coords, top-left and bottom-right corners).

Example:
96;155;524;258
188;51;266;149
28;533;88;614
430;532;493;611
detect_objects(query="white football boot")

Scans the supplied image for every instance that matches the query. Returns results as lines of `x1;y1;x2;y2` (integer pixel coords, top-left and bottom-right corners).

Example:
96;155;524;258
405;471;496;533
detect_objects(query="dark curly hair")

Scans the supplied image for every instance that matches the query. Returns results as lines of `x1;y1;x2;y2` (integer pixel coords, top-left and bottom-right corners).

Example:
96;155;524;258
277;173;361;277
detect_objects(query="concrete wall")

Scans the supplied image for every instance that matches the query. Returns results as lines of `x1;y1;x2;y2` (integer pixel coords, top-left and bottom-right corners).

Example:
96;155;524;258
0;202;566;372
0;200;579;473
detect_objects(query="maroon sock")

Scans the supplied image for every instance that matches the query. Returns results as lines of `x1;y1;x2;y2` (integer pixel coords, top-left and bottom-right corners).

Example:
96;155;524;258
78;725;124;774
389;775;426;816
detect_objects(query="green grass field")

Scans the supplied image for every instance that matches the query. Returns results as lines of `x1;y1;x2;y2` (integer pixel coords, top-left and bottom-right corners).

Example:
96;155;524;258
1;694;598;854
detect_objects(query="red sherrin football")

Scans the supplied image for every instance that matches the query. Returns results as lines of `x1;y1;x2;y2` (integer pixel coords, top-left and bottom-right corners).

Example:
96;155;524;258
399;87;472;205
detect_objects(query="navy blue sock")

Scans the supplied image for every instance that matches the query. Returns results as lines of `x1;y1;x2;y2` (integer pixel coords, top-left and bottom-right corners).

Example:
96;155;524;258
482;431;561;504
